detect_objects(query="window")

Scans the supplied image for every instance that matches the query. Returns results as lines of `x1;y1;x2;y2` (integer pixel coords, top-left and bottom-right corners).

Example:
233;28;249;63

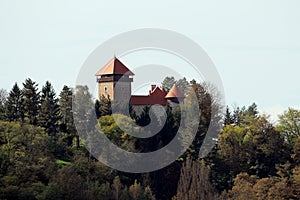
104;86;108;93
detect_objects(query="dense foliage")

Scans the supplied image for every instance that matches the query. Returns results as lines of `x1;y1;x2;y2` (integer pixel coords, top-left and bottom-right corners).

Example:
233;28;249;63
0;77;299;199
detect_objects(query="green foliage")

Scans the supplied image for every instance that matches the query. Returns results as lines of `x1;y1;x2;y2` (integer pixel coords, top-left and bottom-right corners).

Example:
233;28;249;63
0;121;57;198
22;78;40;125
98;114;138;151
277;107;300;146
224;106;234;126
95;95;112;118
59;85;76;147
212;115;290;191
3;78;300;199
73;85;96;149
4;83;23;122
55;159;71;168
161;76;189;93
39;81;61;136
293;136;300;165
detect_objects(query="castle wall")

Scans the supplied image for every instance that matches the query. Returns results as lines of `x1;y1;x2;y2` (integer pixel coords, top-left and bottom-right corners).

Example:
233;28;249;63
98;80;132;102
113;81;132;102
98;82;114;100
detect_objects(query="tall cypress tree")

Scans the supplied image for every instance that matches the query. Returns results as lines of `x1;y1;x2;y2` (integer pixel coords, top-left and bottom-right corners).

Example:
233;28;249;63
59;85;76;145
22;78;40;125
5;83;23;122
39;81;61;136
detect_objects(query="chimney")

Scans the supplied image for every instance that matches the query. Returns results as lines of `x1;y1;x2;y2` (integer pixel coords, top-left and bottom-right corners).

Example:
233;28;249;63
151;84;156;92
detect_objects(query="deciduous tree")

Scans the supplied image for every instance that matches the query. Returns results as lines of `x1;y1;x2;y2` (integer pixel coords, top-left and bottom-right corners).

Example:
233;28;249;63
277;108;300;146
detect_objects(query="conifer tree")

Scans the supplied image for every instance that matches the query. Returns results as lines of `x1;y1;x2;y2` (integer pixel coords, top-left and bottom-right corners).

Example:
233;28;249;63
59;85;76;145
22;78;40;125
95;95;112;118
39;81;61;136
224;106;234;126
4;83;23;122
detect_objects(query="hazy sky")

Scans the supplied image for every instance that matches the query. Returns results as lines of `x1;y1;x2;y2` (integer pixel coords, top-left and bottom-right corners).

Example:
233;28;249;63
1;0;300;121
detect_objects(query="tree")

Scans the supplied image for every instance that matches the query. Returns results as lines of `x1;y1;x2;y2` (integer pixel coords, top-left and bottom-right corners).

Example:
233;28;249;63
213;115;289;191
161;76;176;92
252;177;277;200
162;76;189;93
216;125;249;175
173;158;217;200
39;81;61;136
95;95;112;118
277;108;300;146
0;89;8;120
112;176;122;200
224;106;234;126
245;102;258;117
98;114;137;152
175;77;189;94
128;180;155;200
292;166;300;198
59;85;76;146
4;84;23;122
268;178;292;199
187;80;222;159
0;121;56;193
51;166;85;200
224;173;257;200
22;78;40;125
73;85;96;149
293;136;300;165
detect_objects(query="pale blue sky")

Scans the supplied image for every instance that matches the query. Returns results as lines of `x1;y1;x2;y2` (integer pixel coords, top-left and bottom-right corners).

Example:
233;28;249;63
1;0;300;120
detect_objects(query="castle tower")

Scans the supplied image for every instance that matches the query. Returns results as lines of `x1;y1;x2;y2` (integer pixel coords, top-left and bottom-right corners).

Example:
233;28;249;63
165;84;185;103
95;57;134;101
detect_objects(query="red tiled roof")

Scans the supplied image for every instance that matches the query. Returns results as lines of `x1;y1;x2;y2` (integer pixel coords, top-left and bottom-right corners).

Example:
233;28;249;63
165;84;184;99
130;86;167;105
95;57;134;76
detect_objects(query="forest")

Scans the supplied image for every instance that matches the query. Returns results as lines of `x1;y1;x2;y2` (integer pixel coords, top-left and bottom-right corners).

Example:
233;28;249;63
0;77;300;200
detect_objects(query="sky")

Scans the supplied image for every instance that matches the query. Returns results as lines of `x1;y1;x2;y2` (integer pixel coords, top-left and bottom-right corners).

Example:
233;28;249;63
0;0;300;121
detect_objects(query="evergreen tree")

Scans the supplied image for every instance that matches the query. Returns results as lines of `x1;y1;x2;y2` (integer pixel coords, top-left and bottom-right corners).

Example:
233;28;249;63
245;102;258;117
95;95;112;118
136;106;151;126
161;76;176;92
232;106;246;126
59;85;76;146
161;76;189;93
39;81;61;136
224;106;234;126
4;83;23;122
22;78;40;125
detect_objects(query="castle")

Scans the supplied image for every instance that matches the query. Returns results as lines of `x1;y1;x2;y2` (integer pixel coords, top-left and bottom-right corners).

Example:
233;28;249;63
95;57;184;106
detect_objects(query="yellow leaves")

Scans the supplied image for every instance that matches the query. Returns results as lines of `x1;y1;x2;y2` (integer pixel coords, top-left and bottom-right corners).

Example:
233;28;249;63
121;132;128;139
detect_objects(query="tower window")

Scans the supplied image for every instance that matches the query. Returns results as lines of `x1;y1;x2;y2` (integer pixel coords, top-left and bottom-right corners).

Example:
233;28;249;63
104;86;108;93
